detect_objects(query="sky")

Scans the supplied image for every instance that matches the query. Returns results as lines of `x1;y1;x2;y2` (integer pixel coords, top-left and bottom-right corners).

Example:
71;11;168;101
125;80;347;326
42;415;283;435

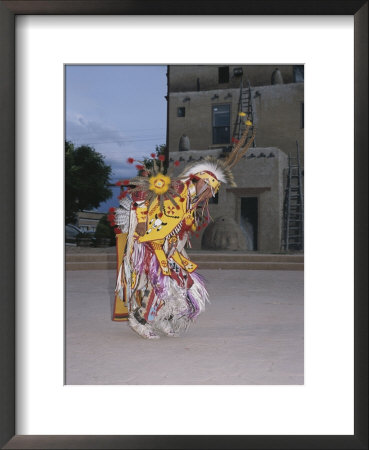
65;65;167;212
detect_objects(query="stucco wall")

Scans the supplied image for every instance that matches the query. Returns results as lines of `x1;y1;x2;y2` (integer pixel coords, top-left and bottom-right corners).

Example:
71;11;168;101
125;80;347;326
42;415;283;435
169;65;297;92
168;83;304;166
168;88;240;151
252;83;304;163
170;148;288;252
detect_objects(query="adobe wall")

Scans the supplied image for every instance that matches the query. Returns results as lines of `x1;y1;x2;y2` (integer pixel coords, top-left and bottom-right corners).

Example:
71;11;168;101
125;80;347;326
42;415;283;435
169;65;297;92
170;147;288;252
168;83;304;165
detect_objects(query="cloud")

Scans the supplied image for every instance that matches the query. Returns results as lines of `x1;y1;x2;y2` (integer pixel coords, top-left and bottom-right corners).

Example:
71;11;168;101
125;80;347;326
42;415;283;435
66;114;127;148
66;113;163;181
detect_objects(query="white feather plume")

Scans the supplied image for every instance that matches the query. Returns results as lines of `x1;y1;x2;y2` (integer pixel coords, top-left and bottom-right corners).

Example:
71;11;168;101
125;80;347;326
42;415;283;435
180;160;227;183
179;156;236;187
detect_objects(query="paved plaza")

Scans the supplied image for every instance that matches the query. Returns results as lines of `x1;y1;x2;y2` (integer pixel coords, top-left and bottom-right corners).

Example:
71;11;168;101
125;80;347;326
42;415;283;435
66;269;304;385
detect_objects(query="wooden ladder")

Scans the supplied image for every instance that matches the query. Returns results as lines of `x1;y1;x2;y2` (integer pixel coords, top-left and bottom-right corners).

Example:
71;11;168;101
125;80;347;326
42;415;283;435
282;141;304;251
232;79;256;147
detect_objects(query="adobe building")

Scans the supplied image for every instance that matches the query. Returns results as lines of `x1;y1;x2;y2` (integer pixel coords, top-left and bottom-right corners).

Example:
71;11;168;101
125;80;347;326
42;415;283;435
77;211;105;232
166;65;304;252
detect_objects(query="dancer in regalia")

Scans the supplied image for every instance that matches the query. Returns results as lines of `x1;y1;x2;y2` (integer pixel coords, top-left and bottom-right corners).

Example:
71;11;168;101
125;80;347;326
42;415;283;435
111;123;255;339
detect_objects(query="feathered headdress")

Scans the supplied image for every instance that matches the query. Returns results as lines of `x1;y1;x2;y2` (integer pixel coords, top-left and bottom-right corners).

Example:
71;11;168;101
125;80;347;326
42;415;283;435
113;117;256;214
179;118;256;192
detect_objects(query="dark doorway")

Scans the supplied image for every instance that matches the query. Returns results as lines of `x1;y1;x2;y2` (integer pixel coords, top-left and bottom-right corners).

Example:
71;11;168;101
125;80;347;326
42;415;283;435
240;197;258;251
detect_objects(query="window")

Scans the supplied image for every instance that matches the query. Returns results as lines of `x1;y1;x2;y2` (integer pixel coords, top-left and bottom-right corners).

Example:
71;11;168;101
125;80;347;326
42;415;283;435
212;104;230;144
177;107;185;117
293;65;304;83
300;102;304;129
218;66;229;84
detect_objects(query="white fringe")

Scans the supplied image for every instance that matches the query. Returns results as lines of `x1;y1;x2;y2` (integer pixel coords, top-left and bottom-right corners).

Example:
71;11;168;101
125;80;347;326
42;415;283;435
128;313;160;339
115;197;132;233
115;263;124;300
152;281;191;335
188;275;210;313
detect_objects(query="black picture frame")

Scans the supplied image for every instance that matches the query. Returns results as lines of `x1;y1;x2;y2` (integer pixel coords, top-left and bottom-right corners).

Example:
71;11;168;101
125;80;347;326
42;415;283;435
0;1;367;449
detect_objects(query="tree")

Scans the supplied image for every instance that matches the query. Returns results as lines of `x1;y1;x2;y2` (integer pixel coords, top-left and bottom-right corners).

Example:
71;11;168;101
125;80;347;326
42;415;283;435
155;144;167;156
141;144;167;174
65;141;112;224
95;214;116;246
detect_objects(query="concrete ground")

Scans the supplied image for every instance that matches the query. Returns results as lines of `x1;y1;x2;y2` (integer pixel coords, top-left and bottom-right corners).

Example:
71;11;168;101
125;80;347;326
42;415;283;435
66;269;303;385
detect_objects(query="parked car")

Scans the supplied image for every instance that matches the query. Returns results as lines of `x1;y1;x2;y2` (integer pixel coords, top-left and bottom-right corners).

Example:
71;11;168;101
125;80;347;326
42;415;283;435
65;224;96;246
65;224;82;244
76;230;96;247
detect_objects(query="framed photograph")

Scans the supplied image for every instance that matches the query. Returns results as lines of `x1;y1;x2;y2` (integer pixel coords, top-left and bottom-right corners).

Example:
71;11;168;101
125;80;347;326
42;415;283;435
64;62;305;385
1;1;367;449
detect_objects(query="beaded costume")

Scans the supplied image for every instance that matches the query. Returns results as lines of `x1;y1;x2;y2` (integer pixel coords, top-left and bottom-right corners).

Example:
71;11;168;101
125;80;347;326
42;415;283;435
111;122;255;339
